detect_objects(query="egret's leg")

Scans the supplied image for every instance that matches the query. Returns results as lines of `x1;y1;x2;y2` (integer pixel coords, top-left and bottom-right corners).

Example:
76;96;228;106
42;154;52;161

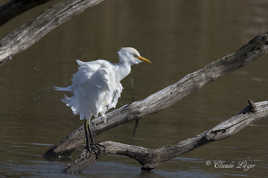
86;120;105;159
86;119;96;146
84;120;90;151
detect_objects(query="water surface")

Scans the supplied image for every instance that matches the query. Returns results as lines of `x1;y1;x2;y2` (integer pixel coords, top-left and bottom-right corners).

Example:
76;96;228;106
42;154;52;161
1;0;268;177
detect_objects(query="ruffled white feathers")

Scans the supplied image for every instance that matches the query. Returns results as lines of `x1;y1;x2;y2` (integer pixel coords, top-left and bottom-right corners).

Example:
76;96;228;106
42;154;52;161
55;47;151;121
56;59;123;120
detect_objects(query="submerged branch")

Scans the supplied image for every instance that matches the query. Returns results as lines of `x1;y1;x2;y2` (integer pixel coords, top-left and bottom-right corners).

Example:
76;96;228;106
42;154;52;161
65;100;268;173
44;33;268;160
0;0;104;64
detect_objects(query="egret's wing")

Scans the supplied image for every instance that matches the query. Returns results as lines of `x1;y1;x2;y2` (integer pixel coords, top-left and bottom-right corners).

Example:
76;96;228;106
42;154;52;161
89;63;123;113
74;59;102;81
54;60;100;93
67;60;105;119
62;60;122;120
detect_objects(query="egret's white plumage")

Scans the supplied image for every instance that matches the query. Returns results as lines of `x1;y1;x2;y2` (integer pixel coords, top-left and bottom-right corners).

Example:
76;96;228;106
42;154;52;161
55;47;151;121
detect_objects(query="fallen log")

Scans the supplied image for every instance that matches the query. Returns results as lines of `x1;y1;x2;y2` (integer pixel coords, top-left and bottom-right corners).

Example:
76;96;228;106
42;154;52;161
44;33;268;160
0;0;104;64
65;100;268;173
0;0;53;26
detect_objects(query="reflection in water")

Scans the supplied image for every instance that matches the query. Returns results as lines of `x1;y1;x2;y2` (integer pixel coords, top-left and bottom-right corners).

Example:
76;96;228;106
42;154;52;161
1;0;268;177
1;160;220;178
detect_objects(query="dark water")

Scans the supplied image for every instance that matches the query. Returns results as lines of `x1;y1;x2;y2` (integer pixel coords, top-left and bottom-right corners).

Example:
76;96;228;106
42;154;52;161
1;0;268;177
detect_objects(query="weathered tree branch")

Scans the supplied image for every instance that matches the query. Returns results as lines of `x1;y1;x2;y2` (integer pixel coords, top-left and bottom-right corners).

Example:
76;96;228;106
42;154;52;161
0;0;53;26
64;100;268;173
0;0;104;64
44;33;268;160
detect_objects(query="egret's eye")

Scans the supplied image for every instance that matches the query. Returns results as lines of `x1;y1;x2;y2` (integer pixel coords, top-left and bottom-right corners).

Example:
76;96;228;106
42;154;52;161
133;54;139;58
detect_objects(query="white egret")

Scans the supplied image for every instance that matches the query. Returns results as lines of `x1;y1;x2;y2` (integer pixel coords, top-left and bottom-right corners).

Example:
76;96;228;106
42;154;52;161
55;47;151;156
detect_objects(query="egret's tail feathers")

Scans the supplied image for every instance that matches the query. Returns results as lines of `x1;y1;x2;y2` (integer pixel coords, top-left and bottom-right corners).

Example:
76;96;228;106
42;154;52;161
76;60;86;66
62;95;79;115
61;95;91;120
54;86;72;92
61;95;71;104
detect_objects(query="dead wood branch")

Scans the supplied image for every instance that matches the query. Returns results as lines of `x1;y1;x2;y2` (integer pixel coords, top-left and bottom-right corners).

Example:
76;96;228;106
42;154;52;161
0;0;53;26
65;150;97;173
0;0;104;64
64;100;268;173
44;33;268;160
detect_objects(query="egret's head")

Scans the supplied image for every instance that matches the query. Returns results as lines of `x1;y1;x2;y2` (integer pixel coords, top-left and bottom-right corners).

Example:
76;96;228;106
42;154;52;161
118;47;151;65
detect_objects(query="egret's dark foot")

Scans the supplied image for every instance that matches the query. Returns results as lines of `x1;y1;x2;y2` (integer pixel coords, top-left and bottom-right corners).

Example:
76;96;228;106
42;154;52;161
84;119;105;159
85;144;90;152
84;144;100;159
88;143;104;159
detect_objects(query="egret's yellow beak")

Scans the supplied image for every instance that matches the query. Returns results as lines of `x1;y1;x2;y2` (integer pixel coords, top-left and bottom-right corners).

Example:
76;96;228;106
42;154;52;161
137;56;152;63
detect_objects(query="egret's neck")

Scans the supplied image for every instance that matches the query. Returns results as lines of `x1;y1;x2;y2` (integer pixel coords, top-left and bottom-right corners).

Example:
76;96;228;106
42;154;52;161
116;60;131;81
